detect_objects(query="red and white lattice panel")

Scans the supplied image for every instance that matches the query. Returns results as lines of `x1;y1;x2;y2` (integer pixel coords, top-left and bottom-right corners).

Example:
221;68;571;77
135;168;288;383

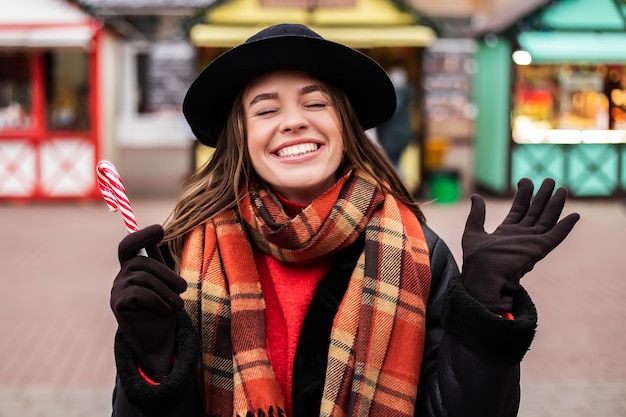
40;138;96;197
0;138;96;199
0;140;37;197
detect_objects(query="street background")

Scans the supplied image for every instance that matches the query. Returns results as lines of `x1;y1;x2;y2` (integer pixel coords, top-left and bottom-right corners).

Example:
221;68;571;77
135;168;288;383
0;194;625;416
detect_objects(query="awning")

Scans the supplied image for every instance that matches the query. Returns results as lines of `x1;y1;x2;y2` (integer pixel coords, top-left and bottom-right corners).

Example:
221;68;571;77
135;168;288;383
0;0;99;48
190;24;436;48
0;0;93;24
0;24;97;48
518;31;626;63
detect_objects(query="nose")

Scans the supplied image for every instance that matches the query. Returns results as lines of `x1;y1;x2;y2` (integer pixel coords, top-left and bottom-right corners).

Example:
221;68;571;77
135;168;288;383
280;107;309;133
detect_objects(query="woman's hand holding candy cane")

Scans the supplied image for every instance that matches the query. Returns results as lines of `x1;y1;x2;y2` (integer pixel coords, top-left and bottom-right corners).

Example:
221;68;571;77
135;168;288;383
97;159;189;382
96;160;147;256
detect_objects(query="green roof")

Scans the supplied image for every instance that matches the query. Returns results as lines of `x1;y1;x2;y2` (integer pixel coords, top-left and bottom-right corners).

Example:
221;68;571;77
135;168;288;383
539;0;626;30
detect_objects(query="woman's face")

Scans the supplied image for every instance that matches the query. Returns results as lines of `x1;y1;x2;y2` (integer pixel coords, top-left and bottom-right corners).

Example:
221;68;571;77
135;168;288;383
243;71;344;204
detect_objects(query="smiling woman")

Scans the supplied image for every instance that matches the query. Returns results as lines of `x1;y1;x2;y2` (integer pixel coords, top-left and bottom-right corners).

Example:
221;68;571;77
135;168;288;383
107;23;579;417
243;72;344;204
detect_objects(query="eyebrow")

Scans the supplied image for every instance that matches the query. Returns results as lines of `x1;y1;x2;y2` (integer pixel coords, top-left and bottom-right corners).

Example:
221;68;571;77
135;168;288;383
247;84;324;108
248;92;278;107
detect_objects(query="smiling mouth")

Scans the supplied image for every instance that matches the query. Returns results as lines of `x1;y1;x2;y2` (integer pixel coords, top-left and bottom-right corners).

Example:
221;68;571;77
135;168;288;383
275;143;320;158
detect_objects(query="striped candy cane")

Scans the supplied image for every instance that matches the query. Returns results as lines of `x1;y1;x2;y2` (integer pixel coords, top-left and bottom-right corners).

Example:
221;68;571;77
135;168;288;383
96;160;147;256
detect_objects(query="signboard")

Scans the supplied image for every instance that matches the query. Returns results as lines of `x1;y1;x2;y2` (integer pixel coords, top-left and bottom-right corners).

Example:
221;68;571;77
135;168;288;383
147;41;196;112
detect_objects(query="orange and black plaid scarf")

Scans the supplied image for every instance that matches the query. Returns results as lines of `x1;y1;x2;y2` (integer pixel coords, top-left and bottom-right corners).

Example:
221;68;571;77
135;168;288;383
180;170;432;417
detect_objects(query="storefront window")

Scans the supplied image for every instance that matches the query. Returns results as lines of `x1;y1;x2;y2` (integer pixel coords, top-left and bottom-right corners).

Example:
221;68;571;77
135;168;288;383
0;52;32;130
44;50;90;132
513;64;626;143
423;41;476;140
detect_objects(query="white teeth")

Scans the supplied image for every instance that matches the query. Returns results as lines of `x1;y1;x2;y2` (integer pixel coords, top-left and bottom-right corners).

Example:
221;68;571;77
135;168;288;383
276;143;318;158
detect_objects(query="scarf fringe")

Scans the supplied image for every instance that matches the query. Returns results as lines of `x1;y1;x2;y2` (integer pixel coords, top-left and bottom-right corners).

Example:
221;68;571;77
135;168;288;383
238;406;288;417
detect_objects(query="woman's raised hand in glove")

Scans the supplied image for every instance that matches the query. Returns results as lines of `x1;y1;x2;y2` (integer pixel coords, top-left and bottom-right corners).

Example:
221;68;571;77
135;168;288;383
110;224;187;381
461;178;580;314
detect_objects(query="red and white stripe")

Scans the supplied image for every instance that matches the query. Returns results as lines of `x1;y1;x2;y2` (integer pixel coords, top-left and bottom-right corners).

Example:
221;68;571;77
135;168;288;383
96;160;139;234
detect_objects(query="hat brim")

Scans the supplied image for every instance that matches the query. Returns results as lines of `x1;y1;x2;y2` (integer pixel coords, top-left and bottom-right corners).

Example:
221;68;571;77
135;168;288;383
183;35;396;147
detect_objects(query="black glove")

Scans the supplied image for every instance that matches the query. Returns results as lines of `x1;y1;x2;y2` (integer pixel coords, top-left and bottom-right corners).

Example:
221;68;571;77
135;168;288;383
461;178;580;314
110;224;187;381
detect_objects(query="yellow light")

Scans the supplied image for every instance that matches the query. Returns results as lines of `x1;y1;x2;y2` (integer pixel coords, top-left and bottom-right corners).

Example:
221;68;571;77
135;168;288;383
512;50;532;65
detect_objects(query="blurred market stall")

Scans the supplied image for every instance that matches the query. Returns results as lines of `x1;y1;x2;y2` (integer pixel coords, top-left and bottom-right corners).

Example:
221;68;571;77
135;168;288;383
0;0;118;201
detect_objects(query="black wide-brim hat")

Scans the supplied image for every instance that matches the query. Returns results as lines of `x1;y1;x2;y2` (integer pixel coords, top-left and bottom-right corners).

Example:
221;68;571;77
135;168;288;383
183;23;397;147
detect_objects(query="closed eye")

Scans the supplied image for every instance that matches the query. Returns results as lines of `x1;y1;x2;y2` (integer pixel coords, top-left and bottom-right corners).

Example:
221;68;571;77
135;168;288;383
304;101;328;108
255;108;279;116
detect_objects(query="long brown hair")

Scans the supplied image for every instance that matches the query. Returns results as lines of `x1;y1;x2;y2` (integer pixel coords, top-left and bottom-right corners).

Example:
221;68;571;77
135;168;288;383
163;76;425;267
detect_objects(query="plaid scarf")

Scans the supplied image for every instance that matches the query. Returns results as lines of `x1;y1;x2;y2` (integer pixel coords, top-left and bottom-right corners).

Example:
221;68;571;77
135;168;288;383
180;170;432;417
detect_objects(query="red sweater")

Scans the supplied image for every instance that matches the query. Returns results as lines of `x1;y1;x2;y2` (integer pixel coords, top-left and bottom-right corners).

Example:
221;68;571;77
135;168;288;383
255;196;332;416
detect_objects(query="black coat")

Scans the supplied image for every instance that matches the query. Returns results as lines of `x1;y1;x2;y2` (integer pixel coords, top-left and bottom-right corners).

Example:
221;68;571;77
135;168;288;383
112;223;537;417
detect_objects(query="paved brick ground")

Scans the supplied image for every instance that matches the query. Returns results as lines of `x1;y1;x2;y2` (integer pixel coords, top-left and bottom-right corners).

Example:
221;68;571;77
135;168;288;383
1;195;625;416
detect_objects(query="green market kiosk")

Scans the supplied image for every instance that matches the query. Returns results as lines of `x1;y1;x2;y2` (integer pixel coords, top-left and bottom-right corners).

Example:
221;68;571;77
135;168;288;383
473;0;626;197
